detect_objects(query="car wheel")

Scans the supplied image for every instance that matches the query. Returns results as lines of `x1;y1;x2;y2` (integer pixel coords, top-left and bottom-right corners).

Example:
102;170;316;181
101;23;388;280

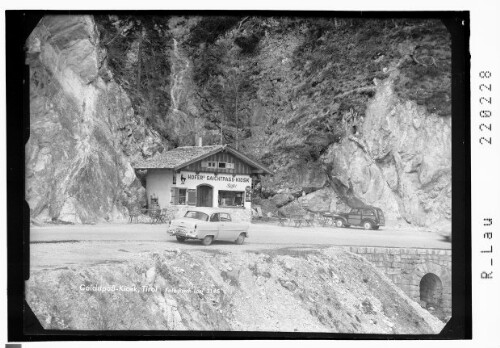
202;235;213;246
176;236;186;242
235;233;246;245
363;221;373;230
335;219;344;228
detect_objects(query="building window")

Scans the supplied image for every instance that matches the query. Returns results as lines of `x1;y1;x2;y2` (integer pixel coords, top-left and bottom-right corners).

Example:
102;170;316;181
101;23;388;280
173;174;176;184
218;190;244;207
178;189;187;205
202;161;234;170
202;161;218;168
218;162;234;169
171;188;187;205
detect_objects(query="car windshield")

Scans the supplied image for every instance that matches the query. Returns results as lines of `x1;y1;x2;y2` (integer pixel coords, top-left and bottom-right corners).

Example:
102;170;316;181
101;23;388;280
184;211;209;221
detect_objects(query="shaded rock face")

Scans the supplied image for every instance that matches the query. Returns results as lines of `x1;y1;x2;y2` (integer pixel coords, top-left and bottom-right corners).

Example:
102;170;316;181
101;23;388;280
324;73;451;227
26;16;161;223
260;72;450;229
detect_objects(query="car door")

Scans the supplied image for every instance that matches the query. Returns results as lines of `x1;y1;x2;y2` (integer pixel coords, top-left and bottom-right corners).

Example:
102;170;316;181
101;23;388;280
347;209;362;225
362;209;376;223
207;213;222;239
376;208;385;225
217;213;236;240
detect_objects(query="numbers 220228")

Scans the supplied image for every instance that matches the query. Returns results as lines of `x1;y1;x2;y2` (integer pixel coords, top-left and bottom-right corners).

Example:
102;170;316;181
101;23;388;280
479;71;492;145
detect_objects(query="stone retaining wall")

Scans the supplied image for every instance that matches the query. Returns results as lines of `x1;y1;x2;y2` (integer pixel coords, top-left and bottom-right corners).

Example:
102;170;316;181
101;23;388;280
344;246;452;320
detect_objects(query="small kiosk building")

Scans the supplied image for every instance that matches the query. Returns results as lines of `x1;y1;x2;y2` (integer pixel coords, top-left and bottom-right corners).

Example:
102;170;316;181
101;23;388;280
133;144;272;222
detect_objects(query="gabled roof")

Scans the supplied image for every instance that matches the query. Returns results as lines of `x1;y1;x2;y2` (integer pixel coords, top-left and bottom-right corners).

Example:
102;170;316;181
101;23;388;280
133;144;272;175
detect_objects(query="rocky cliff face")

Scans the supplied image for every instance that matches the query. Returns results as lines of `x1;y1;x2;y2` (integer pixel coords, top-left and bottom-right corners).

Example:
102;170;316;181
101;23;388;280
326;72;451;227
26;16;163;223
211;18;451;229
25;16;451;228
261;69;451;229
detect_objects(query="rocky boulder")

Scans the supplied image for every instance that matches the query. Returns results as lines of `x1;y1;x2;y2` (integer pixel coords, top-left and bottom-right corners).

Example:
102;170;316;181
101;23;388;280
270;192;295;208
297;188;336;213
261;163;329;197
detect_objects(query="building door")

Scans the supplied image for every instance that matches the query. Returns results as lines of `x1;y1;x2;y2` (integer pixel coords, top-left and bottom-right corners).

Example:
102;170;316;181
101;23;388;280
197;185;213;207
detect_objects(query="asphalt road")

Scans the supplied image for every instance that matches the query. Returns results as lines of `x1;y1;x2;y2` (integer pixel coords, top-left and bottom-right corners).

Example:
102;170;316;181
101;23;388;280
29;221;452;270
31;221;451;249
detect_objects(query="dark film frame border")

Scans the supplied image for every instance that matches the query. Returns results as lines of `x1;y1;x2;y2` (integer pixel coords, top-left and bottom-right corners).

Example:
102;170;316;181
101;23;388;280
6;9;471;341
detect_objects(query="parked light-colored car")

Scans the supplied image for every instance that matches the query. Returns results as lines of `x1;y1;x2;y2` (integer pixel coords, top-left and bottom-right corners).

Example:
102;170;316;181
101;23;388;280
167;211;249;245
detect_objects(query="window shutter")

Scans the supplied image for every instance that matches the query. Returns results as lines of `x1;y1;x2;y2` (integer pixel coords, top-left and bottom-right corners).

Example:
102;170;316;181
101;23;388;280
201;161;208;168
245;186;252;202
170;188;178;205
187;189;197;206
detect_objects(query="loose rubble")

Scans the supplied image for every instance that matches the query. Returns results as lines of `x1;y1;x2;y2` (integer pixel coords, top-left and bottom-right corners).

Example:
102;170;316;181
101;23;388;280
26;247;444;333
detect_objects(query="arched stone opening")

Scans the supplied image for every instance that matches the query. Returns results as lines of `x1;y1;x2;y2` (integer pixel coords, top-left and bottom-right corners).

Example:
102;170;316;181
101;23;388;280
419;273;443;310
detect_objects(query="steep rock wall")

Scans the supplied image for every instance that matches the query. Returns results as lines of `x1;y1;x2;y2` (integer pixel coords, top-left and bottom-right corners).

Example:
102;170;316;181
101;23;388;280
26;16;163;223
256;71;451;229
325;72;451;228
199;18;450;229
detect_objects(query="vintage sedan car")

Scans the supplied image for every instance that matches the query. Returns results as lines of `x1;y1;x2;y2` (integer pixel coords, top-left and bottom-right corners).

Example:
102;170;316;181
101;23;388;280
334;206;385;230
167;211;250;245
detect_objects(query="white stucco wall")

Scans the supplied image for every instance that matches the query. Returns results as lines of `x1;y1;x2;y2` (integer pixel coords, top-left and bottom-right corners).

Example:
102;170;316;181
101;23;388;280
145;169;253;222
175;171;252;209
146;169;174;208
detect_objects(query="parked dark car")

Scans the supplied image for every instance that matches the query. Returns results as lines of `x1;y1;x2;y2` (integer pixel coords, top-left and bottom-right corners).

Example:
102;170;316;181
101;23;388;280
334;206;385;230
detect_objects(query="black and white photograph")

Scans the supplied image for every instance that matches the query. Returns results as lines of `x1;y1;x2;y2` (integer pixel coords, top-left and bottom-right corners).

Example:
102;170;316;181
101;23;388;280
11;11;468;337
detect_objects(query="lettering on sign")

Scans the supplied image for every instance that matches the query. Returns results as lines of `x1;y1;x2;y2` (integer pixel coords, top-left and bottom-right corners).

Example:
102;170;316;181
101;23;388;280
181;173;251;184
186;174;205;180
